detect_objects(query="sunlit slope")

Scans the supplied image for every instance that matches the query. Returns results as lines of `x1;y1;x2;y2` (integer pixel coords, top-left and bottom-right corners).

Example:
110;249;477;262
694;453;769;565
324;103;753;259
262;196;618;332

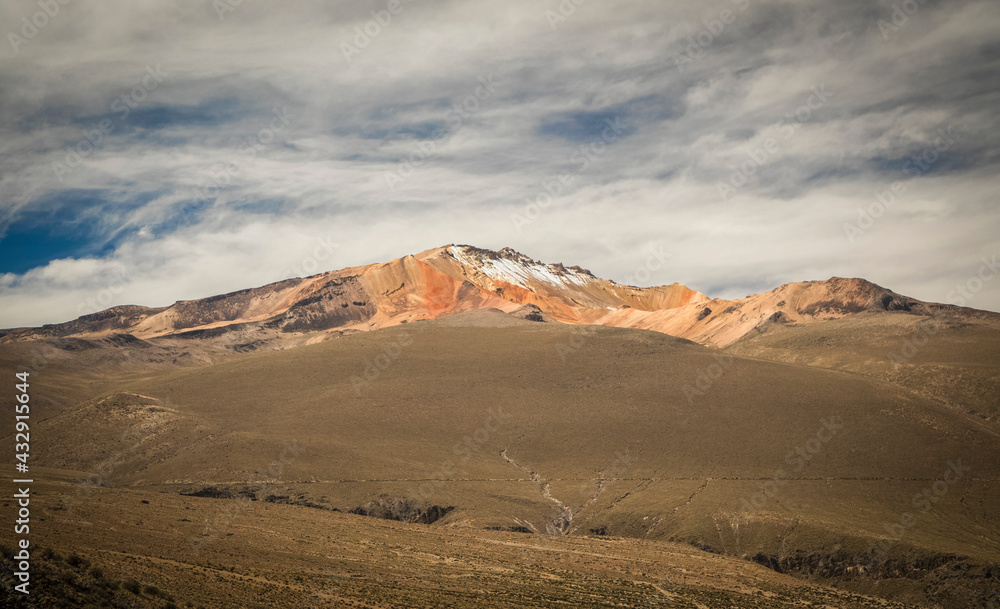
26;320;999;561
726;312;1000;424
419;245;707;322
0;245;707;341
6;245;998;361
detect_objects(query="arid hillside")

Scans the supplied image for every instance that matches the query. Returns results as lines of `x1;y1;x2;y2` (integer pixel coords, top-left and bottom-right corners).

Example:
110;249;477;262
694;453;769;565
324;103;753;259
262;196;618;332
3;313;998;608
2;247;998;608
7;245;992;351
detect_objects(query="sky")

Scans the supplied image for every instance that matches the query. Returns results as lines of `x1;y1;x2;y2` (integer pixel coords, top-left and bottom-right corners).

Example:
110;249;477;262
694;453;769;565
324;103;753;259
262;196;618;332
1;0;999;328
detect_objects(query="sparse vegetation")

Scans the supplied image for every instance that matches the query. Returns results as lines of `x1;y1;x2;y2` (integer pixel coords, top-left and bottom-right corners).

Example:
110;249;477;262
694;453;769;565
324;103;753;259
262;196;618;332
2;307;997;607
66;552;89;568
123;579;142;594
0;547;179;608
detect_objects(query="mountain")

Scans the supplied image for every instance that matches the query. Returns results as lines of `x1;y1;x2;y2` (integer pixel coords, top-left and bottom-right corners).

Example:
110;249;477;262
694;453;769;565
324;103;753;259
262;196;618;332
1;244;991;349
3;243;998;428
2;244;1000;608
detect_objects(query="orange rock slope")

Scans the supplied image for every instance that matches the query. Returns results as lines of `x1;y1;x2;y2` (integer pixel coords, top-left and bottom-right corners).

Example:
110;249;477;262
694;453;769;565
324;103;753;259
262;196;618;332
0;245;962;347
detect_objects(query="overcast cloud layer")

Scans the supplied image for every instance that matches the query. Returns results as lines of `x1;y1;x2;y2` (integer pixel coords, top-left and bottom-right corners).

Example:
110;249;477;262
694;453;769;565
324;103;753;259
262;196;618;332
1;0;999;328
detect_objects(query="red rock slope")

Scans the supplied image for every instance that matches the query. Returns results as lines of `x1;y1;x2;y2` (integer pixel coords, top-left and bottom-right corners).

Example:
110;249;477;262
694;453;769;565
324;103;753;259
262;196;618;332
0;245;973;347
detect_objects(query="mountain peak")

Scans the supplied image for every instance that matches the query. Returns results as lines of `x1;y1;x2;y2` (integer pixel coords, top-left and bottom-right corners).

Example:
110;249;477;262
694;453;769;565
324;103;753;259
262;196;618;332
440;244;599;293
2;244;980;349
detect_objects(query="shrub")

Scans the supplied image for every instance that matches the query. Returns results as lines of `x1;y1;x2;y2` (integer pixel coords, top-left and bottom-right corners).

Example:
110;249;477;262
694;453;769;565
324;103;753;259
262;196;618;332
67;553;89;568
123;579;142;595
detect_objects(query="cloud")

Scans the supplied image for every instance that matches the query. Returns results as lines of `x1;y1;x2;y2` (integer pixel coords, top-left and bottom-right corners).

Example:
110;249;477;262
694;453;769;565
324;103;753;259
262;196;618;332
1;0;999;328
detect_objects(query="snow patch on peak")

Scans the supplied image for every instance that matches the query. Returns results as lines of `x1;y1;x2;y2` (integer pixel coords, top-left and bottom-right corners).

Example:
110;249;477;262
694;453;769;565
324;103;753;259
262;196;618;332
447;245;596;290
